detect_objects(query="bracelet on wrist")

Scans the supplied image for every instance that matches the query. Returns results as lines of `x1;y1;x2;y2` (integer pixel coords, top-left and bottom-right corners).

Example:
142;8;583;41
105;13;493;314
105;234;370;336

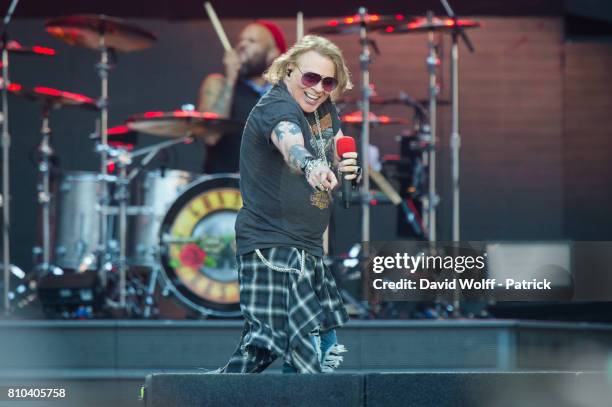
303;158;326;180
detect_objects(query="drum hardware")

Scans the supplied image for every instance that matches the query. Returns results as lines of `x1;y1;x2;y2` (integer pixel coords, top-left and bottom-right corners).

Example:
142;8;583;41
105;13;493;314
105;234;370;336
1;0;20;314
441;0;476;317
336;94;449;109
125;110;243;138
439;0;476;244
44;15;157;53
0;263;38;312
341;110;411;126
356;7;374;245
382;2;479;317
310;8;397;244
381;6;479;243
161;235;225;248
309;13;407;35
425;11;439;242
85;109;236;314
381;14;480;34
0;9;483;319
36;105;54;275
379;13;444;240
3;84;98;279
45;15;158;309
103;139;187;312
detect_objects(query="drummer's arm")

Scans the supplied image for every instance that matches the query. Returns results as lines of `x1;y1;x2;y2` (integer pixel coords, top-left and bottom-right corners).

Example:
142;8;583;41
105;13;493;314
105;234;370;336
198;73;235;118
197;74;233;146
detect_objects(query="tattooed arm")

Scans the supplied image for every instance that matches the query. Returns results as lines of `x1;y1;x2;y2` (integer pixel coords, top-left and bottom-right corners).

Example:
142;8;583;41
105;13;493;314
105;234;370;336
196;74;235;146
271;121;312;172
197;74;235;118
271;121;338;190
196;50;240;146
197;49;240;117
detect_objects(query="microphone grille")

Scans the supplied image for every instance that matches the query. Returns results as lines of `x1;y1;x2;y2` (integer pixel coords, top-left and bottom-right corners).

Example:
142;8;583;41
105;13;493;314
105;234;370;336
336;136;356;157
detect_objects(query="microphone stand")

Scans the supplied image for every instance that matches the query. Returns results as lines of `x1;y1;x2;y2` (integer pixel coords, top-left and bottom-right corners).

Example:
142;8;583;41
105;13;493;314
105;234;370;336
424;10;439;243
358;7;372;244
1;0;20;316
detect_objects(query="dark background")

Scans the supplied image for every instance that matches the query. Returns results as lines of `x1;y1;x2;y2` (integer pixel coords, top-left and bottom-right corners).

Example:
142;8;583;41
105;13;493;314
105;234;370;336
3;1;612;271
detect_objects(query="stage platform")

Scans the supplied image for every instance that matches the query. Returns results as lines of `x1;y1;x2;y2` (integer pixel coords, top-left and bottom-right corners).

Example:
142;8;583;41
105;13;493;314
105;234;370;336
143;372;610;407
0;319;611;406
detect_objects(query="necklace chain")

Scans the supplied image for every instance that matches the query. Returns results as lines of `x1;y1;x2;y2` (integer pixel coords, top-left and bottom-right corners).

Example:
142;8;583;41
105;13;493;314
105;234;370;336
313;110;329;167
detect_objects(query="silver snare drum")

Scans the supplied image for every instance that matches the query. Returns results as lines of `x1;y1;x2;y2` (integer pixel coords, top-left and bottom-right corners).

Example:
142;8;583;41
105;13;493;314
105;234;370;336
54;171;102;271
128;169;195;268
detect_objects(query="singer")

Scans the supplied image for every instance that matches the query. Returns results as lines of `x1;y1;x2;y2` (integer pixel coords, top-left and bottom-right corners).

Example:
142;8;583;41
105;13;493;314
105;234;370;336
214;35;360;374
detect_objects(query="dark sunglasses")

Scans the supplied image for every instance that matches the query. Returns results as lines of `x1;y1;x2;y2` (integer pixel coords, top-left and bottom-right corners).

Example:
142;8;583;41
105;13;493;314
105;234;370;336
293;65;338;93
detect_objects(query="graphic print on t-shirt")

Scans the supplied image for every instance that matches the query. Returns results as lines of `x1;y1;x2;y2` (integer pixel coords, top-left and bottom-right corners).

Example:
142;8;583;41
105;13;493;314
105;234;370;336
308;112;335;164
307;110;335;210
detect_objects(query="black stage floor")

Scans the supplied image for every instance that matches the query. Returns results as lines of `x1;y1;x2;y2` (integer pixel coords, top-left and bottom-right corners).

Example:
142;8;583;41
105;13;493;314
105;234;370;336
1;319;611;406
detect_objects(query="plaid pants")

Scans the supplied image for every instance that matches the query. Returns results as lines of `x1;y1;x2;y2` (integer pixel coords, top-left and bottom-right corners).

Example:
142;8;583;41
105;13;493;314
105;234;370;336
219;247;349;373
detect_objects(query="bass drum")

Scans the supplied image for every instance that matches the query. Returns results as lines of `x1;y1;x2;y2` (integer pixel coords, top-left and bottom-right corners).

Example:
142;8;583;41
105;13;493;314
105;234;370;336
129;169;196;268
159;174;242;317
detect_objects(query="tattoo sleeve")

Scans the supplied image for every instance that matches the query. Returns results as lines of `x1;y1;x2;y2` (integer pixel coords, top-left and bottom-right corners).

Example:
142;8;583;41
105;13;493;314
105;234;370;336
288;145;311;173
271;121;314;174
210;83;235;117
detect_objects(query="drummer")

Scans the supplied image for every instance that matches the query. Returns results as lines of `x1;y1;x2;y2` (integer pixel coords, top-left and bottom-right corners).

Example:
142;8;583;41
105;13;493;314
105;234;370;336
197;20;287;173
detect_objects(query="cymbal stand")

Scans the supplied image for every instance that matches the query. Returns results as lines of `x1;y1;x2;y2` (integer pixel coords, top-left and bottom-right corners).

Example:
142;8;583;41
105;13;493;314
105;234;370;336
424;10;440;242
440;0;475;317
105;133;194;311
95;30;115;285
440;0;474;243
1;0;20;315
358;7;372;244
35;104;55;275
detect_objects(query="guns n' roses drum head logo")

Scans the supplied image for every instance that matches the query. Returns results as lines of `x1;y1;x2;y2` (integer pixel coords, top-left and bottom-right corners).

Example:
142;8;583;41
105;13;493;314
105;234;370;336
159;175;241;316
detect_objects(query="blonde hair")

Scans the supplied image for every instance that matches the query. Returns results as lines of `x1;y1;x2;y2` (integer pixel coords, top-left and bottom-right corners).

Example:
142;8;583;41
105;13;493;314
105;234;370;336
264;35;353;96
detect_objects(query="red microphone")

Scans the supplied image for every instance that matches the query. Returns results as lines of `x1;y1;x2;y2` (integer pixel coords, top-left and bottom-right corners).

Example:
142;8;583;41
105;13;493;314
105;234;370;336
336;136;357;208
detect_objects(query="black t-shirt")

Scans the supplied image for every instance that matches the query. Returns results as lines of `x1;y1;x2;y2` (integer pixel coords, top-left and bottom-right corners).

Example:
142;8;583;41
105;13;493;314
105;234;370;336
205;78;262;173
235;81;341;256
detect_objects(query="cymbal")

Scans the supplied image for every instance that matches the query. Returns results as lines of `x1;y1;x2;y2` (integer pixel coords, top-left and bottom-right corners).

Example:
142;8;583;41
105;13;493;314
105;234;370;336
382;16;480;34
126;111;243;138
310;14;408;35
107;125;138;149
337;96;451;107
3;82;98;110
341;110;410;126
45;15;157;53
336;96;410;106
0;41;56;56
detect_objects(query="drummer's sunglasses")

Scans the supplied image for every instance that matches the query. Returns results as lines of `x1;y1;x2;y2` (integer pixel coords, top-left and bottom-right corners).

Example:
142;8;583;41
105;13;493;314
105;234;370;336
293;65;338;93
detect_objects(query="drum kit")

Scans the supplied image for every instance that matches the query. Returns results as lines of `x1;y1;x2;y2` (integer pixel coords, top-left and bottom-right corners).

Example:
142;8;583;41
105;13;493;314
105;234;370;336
2;15;242;318
1;2;480;319
310;3;480;318
310;4;479;247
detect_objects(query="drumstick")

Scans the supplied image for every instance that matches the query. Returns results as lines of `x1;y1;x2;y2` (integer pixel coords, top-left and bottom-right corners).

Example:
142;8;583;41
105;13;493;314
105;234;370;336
369;167;402;205
297;12;304;41
203;2;231;51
